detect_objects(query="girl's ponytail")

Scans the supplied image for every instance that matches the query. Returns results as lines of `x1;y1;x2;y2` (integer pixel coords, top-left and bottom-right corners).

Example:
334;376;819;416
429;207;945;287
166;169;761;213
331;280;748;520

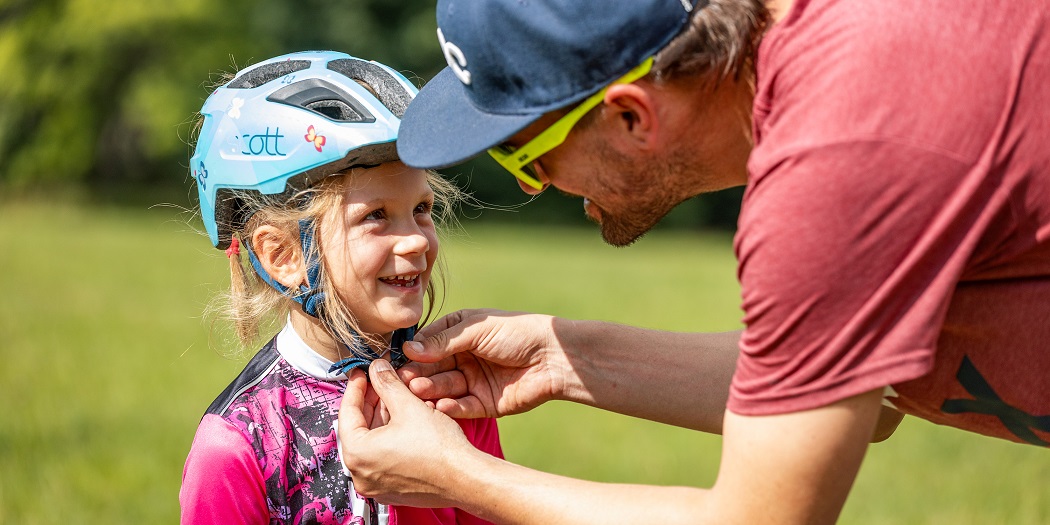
225;236;258;345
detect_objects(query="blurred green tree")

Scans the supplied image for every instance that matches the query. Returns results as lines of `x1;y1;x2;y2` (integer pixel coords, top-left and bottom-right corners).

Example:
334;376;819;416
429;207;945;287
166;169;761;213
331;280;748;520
0;0;443;188
0;0;740;229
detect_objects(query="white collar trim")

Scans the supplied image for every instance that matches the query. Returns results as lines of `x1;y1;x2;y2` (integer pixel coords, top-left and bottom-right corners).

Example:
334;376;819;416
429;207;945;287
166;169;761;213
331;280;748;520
275;319;347;382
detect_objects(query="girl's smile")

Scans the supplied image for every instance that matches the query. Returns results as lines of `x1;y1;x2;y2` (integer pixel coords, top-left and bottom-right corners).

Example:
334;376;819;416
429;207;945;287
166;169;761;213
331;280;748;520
378;273;422;289
320;162;439;338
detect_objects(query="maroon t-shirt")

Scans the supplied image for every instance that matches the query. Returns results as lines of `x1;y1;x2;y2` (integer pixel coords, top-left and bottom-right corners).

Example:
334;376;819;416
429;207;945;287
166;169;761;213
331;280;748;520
730;0;1050;446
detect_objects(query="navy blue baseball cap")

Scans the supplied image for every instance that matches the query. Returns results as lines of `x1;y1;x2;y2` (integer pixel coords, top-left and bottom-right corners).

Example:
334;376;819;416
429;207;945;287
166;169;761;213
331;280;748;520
398;0;703;170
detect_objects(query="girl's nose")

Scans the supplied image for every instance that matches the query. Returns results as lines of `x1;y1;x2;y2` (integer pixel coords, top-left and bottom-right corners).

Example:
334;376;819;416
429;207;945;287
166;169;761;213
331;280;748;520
394;223;431;255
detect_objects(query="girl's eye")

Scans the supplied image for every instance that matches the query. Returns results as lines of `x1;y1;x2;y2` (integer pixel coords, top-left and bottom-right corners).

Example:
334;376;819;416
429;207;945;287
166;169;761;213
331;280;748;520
415;201;433;215
364;208;386;221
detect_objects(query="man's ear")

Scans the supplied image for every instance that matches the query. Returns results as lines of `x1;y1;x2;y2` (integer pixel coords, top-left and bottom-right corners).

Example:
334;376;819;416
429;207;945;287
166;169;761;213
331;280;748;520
602;83;659;149
250;224;306;290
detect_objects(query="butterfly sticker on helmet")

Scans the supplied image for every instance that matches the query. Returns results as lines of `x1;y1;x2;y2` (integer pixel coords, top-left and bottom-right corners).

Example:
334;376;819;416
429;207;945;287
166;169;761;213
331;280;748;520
228;98;244;119
305;125;326;152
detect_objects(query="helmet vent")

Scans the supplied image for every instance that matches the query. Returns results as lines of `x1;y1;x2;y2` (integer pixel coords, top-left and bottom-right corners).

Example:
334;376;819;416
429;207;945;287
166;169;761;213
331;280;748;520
305;99;367;122
267;79;376;123
327;59;413;118
228;60;311;89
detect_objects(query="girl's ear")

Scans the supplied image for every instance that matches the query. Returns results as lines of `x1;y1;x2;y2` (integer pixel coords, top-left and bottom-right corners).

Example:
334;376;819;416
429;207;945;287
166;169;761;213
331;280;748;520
251;224;306;289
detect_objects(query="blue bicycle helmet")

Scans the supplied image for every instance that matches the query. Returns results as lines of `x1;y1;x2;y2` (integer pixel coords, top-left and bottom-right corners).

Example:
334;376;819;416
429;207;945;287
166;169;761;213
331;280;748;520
192;50;418;249
191;50;420;373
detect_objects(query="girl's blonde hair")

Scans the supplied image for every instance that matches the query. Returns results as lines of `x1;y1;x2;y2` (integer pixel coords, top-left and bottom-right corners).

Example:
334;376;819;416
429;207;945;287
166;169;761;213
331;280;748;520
215;167;462;355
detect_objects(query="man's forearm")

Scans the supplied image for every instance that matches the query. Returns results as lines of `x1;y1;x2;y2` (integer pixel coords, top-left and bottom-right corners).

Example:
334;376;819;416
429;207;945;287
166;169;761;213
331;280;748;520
452;446;714;525
551;318;740;433
447;391;883;525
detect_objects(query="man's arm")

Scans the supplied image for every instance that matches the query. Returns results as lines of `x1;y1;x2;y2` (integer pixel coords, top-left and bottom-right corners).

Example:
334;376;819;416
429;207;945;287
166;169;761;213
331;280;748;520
403;309;902;439
400;310;738;433
553;318;740;433
340;362;884;525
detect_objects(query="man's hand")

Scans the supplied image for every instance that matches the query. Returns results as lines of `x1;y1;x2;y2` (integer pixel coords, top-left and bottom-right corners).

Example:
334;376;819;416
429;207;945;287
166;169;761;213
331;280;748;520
396;310;749;435
396;309;569;419
338;361;480;507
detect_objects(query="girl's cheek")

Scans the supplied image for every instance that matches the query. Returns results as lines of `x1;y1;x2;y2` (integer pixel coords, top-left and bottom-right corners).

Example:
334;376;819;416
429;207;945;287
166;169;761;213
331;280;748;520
428;242;440;265
424;230;440;256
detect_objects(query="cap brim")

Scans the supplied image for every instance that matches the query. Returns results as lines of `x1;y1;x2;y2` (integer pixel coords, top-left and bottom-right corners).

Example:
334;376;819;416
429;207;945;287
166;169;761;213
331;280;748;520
398;67;541;170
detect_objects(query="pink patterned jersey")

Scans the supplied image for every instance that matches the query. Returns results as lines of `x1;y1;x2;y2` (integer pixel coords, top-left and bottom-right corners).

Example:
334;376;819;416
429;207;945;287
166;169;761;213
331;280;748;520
180;324;503;524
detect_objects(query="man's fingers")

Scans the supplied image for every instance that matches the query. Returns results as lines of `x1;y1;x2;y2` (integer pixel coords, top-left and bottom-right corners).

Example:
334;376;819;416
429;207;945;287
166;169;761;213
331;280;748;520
380;401;391;426
434;396;489;419
397;357;455;382
367;359;426;418
408;370;468;400
402;339;452;363
415;310;474;338
411;308;506;362
408;311;496;364
364;382;381;408
338;369;372;437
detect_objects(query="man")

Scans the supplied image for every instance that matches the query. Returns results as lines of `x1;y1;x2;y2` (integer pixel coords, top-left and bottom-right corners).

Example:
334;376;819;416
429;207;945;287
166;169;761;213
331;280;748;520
337;0;1050;523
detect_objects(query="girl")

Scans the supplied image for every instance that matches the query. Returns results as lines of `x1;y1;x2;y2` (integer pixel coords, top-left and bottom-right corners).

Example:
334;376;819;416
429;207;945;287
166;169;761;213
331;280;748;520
179;51;502;525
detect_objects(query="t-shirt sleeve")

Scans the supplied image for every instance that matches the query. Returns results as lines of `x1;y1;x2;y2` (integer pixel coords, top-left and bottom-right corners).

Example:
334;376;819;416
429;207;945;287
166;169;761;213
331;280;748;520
457;416;504;459
730;139;984;415
180;414;269;525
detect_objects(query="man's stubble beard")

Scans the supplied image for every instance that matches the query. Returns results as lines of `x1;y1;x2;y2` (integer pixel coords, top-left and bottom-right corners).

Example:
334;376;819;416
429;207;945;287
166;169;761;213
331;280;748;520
592;144;699;247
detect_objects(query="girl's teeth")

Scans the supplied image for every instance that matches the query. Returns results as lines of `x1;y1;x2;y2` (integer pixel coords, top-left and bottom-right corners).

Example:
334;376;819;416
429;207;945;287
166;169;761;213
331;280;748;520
381;274;419;286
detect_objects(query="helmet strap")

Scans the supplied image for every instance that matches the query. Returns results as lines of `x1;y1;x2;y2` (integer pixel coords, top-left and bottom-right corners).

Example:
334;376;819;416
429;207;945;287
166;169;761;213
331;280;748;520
244;219;324;317
328;325;414;377
243;218;413;374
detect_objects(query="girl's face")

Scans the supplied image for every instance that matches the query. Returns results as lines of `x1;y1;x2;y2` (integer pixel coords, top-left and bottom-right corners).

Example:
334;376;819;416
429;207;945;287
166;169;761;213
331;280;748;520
320;162;439;337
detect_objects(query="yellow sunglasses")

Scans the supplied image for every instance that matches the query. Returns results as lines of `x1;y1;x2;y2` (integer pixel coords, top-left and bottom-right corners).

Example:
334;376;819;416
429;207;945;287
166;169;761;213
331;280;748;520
487;57;655;190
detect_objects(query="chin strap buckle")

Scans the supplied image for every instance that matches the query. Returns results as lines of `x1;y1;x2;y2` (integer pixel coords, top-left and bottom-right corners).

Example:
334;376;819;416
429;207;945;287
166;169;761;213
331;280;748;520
328;325;416;376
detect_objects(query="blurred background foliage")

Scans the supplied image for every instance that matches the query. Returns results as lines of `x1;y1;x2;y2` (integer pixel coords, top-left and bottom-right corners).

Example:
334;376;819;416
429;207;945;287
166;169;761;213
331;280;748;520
0;0;742;229
2;2;1048;523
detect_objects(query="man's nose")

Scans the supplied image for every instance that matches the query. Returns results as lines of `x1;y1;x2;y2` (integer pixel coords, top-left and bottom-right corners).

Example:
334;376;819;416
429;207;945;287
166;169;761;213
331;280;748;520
517;163;550;195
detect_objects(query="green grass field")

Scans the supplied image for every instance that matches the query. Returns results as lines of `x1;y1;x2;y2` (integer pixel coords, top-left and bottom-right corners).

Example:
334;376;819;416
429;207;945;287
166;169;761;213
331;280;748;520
1;199;1047;524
